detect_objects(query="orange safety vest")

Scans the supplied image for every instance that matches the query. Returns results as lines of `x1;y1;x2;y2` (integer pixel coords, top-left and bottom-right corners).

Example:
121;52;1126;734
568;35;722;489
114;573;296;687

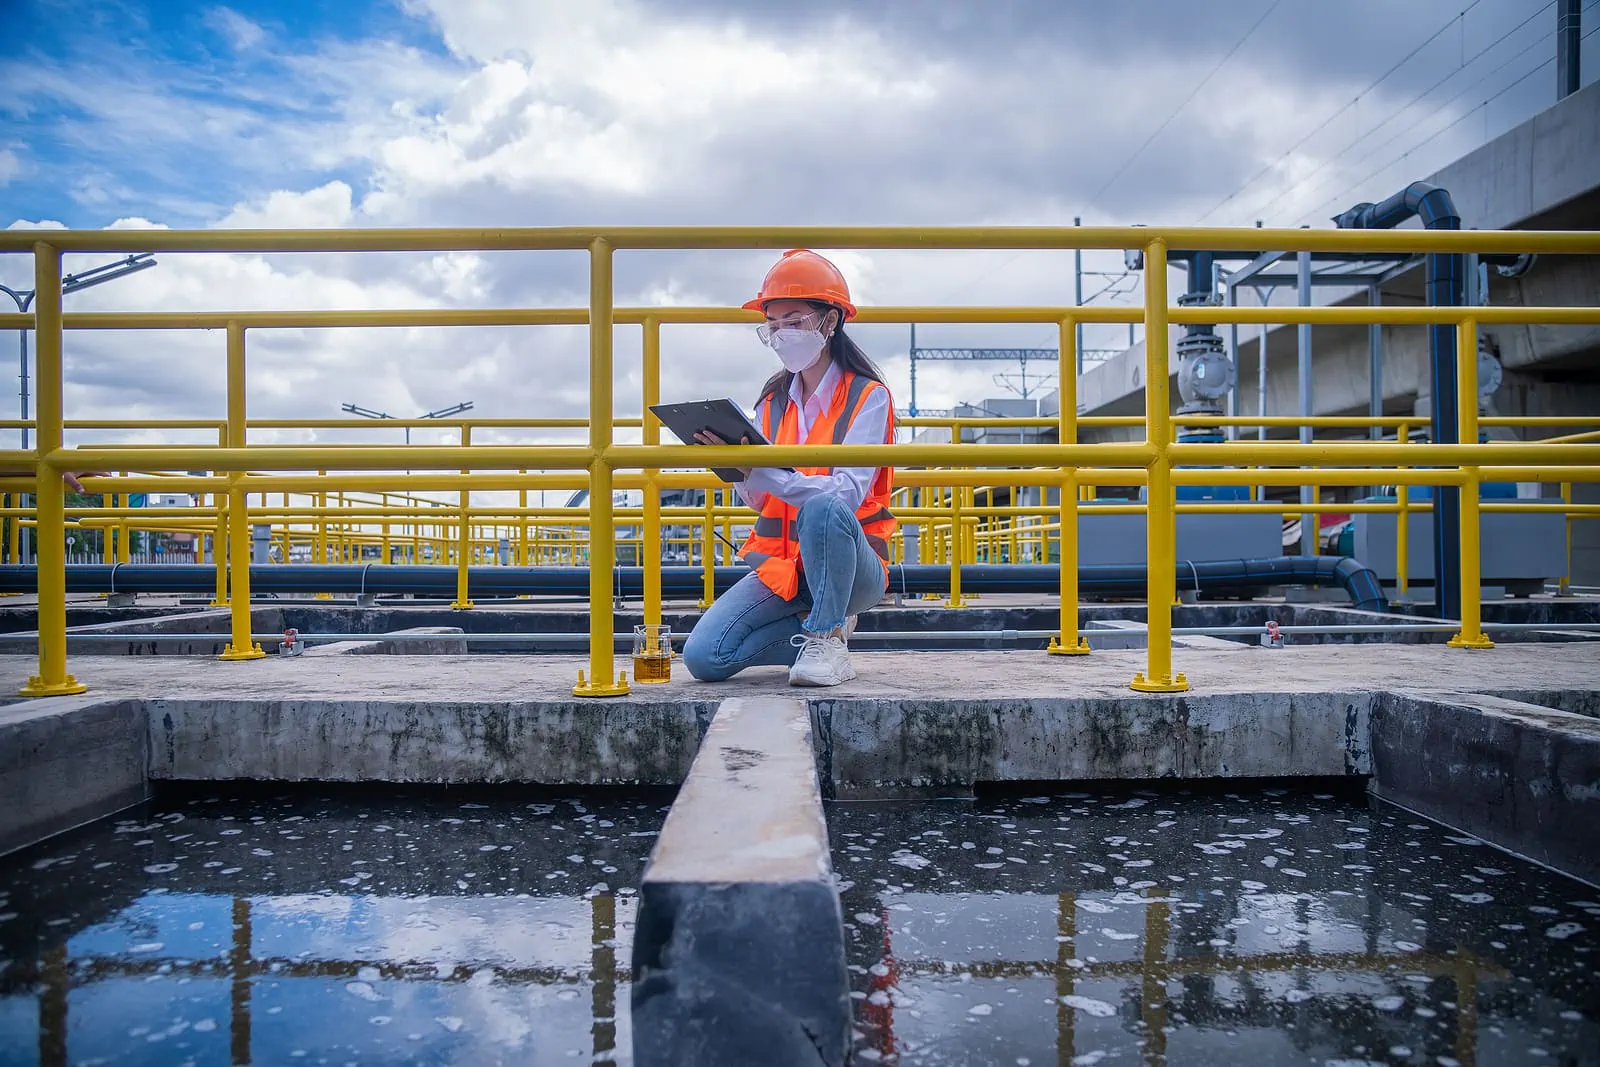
739;371;897;600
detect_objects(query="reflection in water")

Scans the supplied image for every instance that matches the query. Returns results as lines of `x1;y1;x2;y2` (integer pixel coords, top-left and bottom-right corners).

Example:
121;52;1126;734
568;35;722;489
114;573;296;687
830;789;1600;1066
0;790;667;1066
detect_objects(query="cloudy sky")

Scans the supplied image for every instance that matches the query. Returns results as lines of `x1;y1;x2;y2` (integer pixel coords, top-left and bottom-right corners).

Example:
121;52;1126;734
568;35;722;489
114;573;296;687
1;0;1594;458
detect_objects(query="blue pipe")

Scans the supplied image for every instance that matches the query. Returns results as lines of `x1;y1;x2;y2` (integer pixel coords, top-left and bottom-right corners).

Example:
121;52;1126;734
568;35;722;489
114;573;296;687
1333;181;1463;623
0;558;1389;612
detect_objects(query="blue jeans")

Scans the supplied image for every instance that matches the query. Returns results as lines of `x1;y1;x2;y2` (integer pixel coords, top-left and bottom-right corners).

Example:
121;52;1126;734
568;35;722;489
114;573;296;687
682;494;887;682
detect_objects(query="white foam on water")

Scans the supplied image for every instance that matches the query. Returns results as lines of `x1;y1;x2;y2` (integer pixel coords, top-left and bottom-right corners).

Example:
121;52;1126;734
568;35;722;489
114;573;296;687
1059;995;1116;1018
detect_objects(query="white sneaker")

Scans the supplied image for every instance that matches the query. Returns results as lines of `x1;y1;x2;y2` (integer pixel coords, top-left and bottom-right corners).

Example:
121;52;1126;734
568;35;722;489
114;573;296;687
789;632;856;687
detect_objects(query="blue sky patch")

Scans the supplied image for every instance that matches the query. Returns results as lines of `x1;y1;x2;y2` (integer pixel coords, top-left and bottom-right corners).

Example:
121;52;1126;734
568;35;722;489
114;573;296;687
1;0;455;227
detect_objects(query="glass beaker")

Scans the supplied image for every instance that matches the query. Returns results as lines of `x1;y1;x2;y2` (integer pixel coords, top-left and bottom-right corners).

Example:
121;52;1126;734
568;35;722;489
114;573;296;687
632;624;672;683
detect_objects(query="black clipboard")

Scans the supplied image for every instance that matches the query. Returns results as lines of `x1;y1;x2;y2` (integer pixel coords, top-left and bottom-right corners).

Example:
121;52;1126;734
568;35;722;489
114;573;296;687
650;398;791;483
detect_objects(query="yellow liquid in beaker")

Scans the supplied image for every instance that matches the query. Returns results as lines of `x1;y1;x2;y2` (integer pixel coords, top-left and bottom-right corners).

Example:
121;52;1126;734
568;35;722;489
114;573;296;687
632;652;672;684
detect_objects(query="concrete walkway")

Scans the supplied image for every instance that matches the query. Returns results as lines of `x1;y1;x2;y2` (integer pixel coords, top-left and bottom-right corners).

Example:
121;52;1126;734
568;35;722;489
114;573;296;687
2;642;1597;703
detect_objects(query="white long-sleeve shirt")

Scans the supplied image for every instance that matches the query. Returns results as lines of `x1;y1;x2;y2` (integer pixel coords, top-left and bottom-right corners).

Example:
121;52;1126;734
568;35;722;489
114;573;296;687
735;361;892;512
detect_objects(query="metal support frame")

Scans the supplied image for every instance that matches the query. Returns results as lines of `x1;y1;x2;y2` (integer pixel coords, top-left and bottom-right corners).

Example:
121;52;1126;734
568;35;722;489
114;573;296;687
908;342;1060;414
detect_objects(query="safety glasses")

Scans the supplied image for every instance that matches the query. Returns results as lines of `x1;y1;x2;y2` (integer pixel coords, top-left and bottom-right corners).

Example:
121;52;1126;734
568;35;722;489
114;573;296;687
755;308;828;347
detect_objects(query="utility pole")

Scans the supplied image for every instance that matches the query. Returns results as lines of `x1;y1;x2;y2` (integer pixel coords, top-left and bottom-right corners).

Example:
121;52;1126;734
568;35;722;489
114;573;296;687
1073;216;1084;377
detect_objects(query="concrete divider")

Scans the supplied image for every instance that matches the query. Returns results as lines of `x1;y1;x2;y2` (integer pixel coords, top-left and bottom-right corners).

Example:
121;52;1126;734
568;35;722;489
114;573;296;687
813;692;1375;797
631;696;848;1067
0;696;146;855
149;697;715;784
302;626;470;656
1371;692;1600;885
0;606;285;657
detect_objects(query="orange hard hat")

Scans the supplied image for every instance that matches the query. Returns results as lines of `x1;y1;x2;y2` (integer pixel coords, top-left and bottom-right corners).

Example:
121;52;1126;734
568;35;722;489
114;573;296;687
742;249;857;320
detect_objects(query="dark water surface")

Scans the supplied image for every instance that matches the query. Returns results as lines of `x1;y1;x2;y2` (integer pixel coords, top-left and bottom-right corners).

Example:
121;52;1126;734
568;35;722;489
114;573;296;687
0;789;667;1066
3;786;1596;1067
830;788;1599;1067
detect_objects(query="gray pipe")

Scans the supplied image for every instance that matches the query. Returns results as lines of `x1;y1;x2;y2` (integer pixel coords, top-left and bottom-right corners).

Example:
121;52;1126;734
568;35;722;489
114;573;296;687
1335;181;1464;622
0;556;1390;612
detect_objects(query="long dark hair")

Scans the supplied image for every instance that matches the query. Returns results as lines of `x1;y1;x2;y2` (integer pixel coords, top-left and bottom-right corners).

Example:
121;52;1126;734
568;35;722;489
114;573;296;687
756;303;890;405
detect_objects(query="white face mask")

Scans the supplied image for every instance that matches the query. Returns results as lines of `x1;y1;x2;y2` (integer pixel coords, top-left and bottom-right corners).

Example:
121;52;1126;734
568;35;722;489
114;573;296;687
771;328;827;373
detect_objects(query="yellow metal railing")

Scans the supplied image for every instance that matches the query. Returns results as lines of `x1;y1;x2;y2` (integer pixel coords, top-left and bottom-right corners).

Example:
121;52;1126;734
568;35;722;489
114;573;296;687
2;225;1599;697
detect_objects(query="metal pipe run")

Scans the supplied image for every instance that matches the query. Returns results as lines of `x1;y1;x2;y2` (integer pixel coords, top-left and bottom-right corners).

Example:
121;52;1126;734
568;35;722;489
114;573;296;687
0;556;1389;612
1335;181;1465;622
14;621;1599;648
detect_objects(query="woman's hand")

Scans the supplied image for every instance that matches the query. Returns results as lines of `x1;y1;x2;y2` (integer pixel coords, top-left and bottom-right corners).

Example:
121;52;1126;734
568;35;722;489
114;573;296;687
692;430;753;479
0;470;110;492
64;471;110;493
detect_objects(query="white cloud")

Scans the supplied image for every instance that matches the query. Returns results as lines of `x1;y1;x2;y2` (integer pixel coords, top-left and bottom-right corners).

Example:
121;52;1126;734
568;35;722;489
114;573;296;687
201;7;267;51
0;149;19;188
217;181;356;229
0;0;1561;488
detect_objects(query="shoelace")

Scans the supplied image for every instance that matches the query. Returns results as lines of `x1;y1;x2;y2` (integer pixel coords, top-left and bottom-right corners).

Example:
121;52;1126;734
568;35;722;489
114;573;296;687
791;633;829;662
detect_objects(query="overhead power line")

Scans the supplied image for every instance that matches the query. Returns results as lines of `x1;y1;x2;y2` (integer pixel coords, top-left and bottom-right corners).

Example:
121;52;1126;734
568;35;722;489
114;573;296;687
1247;0;1555;222
1196;0;1487;224
1300;13;1599;225
1083;0;1283;215
934;2;1281;316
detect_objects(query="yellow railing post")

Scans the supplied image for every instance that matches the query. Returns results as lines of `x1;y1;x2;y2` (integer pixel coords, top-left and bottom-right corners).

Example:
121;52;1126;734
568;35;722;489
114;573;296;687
642;315;663;625
1050;316;1089;655
575;237;628;697
1396;422;1411;596
100;493;113;565
697;487;715;609
210;456;228;608
1307;480;1320;556
220;322;265;661
518;478;530;570
1449;317;1493;649
314;474;332;597
452;425;474;609
1560;481;1572;595
945;486;965;608
117;494;131;563
22;243;84;696
1133;238;1187;693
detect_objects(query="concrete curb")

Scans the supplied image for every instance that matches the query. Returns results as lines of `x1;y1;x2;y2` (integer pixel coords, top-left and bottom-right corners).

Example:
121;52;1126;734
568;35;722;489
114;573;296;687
1371;691;1600;885
0;695;147;856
